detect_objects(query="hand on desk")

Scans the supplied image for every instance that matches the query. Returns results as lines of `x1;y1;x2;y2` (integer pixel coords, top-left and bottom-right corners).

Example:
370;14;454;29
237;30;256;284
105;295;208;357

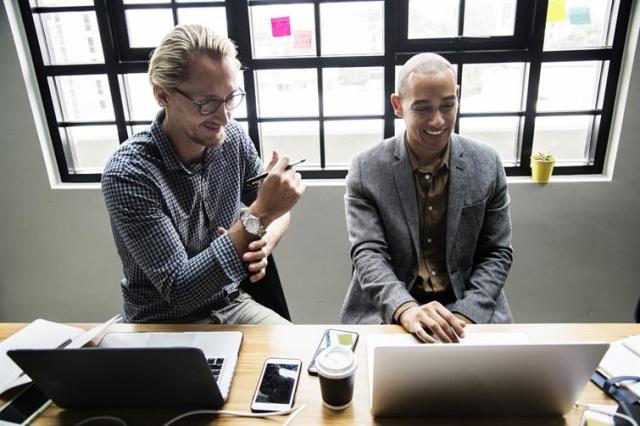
398;301;466;343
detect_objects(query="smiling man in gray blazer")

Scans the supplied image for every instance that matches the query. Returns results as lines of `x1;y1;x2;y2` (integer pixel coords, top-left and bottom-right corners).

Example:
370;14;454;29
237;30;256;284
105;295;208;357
341;53;513;343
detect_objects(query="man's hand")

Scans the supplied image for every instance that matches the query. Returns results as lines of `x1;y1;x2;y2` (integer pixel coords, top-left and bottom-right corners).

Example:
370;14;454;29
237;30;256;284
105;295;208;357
218;227;270;283
398;302;466;343
250;156;304;226
243;238;271;283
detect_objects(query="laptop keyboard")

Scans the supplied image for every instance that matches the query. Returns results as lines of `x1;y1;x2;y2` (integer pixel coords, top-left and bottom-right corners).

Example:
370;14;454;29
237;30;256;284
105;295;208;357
207;357;225;382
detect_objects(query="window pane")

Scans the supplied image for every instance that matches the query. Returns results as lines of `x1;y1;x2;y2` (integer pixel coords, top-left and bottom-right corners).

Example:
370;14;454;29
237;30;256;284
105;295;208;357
60;125;119;174
544;0;612;50
35;12;104;65
259;121;320;167
249;4;316;58
120;73;157;122
464;0;516;37
128;124;150;137
532;115;593;163
461;63;525;113
324;120;383;167
49;75;114;122
320;2;384;56
458;116;520;165
323;67;384;116
126;9;174;48
537;61;600;112
177;7;227;36
255;69;318;117
408;0;458;39
177;0;223;2
233;73;247;119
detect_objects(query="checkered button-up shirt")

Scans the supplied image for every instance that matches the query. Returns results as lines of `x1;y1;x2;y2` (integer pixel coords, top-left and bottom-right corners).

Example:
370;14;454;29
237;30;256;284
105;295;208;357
102;111;262;322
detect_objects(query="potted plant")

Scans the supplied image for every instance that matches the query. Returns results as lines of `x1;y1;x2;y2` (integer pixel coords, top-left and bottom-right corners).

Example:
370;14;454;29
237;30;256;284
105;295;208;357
530;152;555;183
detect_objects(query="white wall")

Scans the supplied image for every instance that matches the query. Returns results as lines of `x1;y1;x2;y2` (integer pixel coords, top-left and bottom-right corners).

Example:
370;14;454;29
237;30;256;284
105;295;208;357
1;4;639;323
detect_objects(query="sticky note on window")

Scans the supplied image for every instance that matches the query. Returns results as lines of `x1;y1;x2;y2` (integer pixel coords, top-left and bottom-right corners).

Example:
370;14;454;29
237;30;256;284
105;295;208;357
293;30;312;49
547;0;566;22
568;7;591;25
271;16;291;37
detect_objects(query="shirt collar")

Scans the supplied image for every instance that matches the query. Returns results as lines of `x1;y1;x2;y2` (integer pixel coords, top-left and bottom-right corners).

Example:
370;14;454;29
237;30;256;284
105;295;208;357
150;109;219;175
405;136;451;175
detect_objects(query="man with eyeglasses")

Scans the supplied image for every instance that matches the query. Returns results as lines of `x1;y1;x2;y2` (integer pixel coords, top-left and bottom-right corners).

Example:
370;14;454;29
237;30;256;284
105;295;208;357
102;24;305;324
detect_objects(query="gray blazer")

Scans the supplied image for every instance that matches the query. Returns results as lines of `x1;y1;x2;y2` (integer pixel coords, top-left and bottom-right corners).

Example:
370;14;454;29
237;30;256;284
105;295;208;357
340;133;513;325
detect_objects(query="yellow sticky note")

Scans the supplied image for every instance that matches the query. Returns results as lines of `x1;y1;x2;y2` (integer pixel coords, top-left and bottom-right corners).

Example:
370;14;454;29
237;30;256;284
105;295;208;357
547;0;566;22
337;333;353;346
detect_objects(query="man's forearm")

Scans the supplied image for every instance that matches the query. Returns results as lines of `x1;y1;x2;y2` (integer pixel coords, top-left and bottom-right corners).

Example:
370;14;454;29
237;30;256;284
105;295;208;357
263;212;290;249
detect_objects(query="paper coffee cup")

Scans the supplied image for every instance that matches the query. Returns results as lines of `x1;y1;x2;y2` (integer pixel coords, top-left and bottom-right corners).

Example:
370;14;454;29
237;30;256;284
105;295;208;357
315;344;357;410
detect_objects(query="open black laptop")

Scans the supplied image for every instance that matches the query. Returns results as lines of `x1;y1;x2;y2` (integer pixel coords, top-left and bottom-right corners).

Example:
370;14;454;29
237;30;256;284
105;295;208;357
7;331;243;409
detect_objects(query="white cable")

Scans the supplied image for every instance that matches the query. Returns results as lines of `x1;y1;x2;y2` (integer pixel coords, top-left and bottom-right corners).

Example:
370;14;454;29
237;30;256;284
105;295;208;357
282;404;307;426
575;402;638;426
74;415;128;426
162;404;307;426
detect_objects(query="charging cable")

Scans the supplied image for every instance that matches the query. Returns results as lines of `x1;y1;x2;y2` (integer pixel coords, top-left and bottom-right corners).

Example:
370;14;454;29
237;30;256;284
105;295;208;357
575;402;638;426
73;404;306;426
75;416;128;426
162;404;307;426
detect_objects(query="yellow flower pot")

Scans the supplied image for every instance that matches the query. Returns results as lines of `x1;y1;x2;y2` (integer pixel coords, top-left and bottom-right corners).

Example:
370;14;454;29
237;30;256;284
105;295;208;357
530;157;555;183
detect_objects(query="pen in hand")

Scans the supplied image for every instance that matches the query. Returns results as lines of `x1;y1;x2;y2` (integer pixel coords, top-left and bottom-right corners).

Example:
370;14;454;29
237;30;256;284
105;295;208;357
246;159;306;184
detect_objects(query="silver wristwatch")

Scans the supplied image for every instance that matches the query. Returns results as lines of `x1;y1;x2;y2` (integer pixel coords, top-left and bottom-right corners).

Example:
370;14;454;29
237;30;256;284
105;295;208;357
240;210;266;238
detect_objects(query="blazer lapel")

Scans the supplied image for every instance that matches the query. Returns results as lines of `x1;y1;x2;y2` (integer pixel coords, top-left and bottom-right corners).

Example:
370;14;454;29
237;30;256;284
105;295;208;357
446;135;468;262
392;134;420;259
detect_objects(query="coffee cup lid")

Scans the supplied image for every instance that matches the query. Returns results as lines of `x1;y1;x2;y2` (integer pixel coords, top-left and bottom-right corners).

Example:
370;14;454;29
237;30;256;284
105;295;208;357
315;344;357;379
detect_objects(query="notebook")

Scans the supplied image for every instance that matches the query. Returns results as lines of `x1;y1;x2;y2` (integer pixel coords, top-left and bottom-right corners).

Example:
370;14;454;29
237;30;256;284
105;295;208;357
368;334;608;417
7;331;242;409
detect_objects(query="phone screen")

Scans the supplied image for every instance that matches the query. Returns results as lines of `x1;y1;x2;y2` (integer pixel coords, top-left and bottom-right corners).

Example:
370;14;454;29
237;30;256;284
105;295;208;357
0;385;51;425
255;362;299;404
308;329;359;375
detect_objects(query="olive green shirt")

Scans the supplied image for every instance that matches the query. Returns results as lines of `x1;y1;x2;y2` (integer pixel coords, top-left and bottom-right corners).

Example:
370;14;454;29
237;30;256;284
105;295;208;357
393;140;451;322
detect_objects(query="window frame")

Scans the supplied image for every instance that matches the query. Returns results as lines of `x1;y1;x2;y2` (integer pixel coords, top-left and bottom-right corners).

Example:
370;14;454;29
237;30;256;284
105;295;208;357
16;0;634;182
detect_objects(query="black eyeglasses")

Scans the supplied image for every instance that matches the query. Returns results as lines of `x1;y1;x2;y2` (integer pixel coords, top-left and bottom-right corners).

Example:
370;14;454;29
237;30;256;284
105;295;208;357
173;87;246;115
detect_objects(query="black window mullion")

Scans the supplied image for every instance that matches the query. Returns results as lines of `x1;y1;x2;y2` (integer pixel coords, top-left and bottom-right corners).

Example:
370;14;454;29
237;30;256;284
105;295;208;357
94;0;128;145
17;0;72;181
591;0;633;173
458;0;465;36
171;0;178;25
228;0;262;156
314;1;325;169
454;63;462;134
384;0;397;139
516;0;548;176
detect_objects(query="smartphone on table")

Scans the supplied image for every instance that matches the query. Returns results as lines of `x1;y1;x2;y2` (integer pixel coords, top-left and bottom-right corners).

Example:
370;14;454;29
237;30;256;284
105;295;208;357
0;384;51;425
307;328;359;376
250;358;302;413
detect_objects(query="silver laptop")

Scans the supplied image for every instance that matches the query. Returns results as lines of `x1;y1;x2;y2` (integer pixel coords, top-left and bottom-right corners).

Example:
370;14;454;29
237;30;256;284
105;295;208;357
368;334;609;417
99;331;242;400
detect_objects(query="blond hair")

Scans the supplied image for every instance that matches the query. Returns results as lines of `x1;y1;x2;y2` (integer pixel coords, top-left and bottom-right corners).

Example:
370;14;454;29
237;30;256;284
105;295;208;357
148;24;240;100
396;53;457;97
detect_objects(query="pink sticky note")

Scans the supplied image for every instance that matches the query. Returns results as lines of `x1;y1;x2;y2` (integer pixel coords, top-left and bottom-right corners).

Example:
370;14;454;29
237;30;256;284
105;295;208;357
271;16;291;37
293;30;312;49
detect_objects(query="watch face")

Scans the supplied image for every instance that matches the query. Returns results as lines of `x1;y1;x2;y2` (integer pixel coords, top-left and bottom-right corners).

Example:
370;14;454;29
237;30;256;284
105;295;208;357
242;212;264;236
246;216;260;232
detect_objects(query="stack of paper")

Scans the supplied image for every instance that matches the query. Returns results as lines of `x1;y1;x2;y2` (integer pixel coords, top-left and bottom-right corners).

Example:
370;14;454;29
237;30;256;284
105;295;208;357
0;315;121;395
598;334;640;399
